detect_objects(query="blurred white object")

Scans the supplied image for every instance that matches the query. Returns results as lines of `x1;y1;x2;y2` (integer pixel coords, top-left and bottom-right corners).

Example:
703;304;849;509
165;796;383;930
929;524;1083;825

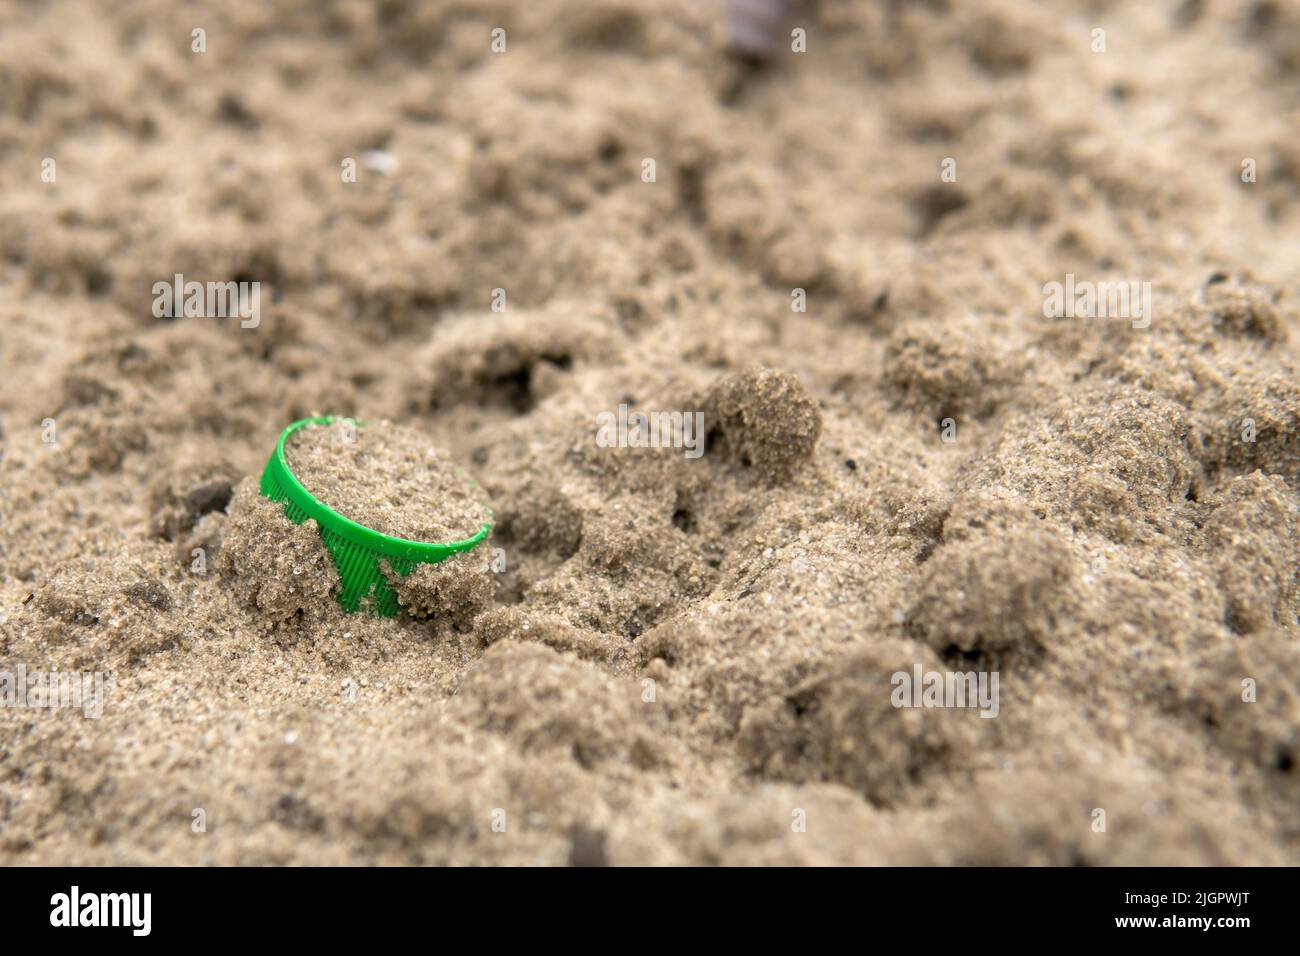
725;0;789;59
361;149;400;175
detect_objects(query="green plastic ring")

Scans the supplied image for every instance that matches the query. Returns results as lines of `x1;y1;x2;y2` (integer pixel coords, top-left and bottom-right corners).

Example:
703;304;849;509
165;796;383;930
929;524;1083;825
258;416;491;617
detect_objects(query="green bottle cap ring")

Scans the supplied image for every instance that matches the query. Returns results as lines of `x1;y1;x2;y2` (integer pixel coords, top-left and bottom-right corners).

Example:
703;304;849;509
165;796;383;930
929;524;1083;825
258;416;492;617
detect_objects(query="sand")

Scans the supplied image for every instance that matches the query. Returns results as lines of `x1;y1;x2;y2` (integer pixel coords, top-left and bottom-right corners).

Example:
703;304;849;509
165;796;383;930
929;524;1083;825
1;0;1298;865
285;419;490;543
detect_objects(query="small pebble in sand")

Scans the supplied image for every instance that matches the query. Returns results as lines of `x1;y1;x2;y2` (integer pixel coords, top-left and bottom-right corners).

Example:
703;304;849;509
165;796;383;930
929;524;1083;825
285;419;491;543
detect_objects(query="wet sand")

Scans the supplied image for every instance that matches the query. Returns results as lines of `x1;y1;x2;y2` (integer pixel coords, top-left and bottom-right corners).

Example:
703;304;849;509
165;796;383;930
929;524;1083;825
1;0;1298;864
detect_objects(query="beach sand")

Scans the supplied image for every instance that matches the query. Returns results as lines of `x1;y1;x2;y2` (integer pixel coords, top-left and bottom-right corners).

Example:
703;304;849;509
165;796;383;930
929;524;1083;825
1;0;1298;864
284;418;491;543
